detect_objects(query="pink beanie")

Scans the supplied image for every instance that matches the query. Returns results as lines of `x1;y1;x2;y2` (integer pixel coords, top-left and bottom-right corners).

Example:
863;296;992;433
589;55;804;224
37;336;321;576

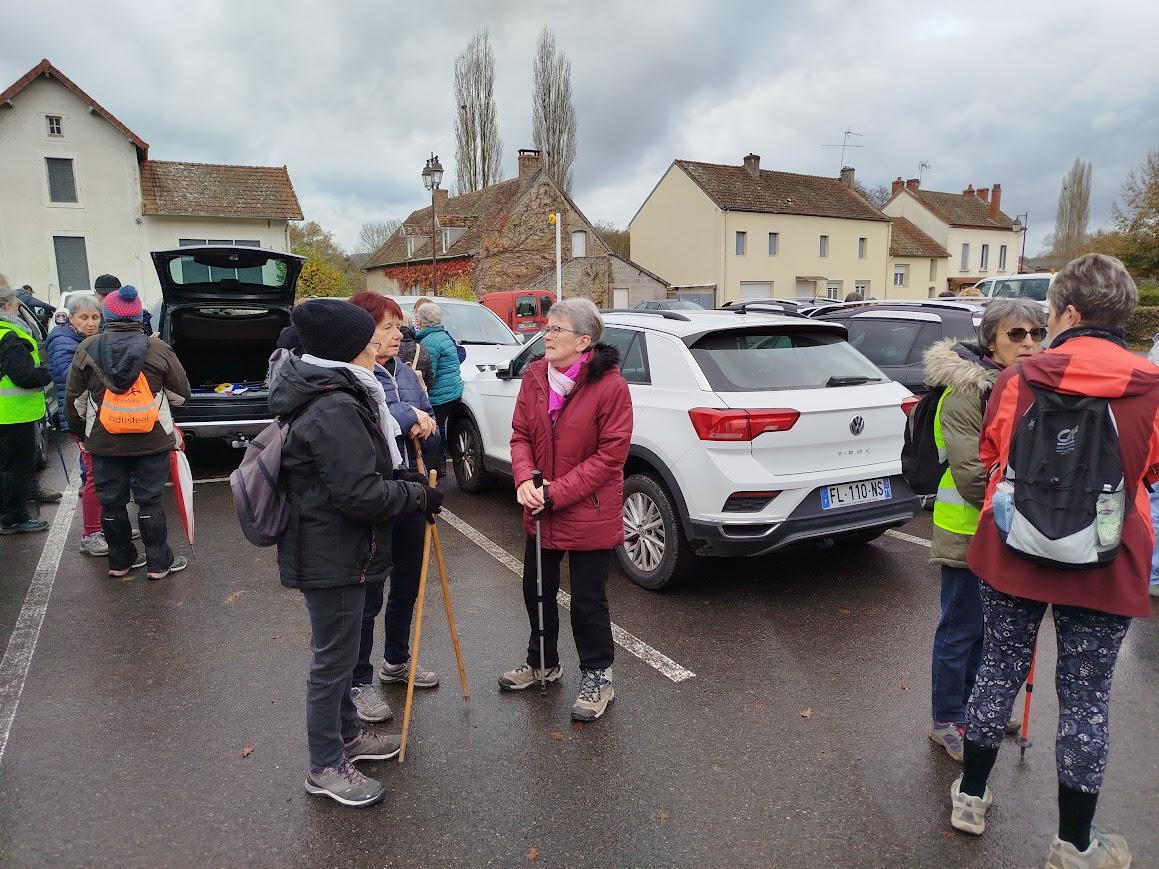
103;285;143;321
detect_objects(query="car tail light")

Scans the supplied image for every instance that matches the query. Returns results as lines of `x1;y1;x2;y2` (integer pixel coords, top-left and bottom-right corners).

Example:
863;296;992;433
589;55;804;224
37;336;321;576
688;408;800;441
901;395;920;417
722;491;782;512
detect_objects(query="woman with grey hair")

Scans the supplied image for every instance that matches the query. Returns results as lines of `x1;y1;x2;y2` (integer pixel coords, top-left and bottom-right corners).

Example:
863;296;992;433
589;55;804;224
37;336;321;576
923;298;1046;763
501;297;633;722
415;302;465;473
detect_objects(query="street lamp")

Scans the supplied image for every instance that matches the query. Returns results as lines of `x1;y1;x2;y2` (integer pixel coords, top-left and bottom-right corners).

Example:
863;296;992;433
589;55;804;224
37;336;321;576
422;153;444;294
1012;213;1028;274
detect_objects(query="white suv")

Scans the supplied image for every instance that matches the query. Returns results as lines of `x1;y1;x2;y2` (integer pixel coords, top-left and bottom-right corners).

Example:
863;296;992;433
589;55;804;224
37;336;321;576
972;272;1055;302
447;309;921;589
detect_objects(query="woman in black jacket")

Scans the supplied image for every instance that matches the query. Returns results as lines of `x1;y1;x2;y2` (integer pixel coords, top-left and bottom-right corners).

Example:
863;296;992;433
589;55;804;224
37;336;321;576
269;299;443;808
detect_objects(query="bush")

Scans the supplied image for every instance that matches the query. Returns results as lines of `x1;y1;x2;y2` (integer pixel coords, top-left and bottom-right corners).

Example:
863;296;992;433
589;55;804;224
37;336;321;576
440;277;477;302
296;252;349;300
1138;289;1159;307
1126;306;1159;345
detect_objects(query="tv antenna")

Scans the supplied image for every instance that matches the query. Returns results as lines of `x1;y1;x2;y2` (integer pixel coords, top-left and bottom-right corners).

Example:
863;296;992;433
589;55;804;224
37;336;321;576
821;128;864;172
918;160;931;183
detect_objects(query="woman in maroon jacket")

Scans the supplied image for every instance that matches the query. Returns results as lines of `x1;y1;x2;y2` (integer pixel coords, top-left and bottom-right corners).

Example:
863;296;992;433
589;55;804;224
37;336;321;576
499;298;632;722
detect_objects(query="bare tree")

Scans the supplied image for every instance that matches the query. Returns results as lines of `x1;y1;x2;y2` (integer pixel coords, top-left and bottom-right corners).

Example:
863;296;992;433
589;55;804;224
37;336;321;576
854;181;892;209
1052;158;1092;261
453;30;503;194
357;219;401;254
532;28;577;192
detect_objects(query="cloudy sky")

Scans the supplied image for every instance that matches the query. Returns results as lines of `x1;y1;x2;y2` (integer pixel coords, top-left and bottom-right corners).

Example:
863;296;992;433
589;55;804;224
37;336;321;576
3;0;1157;255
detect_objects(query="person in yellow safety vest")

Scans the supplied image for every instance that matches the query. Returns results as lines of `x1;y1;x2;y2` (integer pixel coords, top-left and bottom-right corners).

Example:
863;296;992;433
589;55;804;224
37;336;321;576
923;298;1046;762
0;281;53;534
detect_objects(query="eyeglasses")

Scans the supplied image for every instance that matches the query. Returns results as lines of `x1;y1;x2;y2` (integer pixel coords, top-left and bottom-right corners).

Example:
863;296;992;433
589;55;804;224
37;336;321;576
1005;327;1047;342
544;325;580;336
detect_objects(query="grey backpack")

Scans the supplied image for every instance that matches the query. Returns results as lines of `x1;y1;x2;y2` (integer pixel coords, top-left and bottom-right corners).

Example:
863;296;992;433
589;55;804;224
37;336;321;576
230;420;293;546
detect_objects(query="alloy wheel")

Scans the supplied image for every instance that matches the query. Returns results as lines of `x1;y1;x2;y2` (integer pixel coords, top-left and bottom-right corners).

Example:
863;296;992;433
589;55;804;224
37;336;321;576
456;427;476;482
623;491;665;572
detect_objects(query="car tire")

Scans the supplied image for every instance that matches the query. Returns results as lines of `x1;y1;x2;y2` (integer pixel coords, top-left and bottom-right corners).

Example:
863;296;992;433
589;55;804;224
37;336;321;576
616;474;694;591
35;421;48;471
449;415;494;494
837;528;888;546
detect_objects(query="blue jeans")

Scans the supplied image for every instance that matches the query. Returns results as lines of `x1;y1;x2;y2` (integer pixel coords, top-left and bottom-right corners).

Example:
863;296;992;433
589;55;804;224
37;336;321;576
931;565;984;723
1150;488;1159;587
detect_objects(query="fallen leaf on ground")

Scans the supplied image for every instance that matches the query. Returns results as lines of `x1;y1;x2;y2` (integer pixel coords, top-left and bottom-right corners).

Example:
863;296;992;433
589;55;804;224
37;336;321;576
571;721;584;731
800;707;815;719
527;846;539;861
223;591;245;605
658;810;670;821
900;681;909;691
754;702;766;711
549;730;566;742
838;607;852;616
943;830;954;840
241;746;254;758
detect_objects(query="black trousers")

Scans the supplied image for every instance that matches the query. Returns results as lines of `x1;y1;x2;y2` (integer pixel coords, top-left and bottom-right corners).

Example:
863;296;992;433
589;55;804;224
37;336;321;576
522;537;614;671
91;452;173;573
0;421;36;525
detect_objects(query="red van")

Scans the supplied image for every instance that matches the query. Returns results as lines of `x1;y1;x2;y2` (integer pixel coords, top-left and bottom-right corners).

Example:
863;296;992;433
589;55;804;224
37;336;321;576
480;289;554;335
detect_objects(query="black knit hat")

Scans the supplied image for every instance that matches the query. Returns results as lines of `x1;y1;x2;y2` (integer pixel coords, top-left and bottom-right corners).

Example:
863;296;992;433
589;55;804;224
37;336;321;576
93;274;121;295
293;299;376;363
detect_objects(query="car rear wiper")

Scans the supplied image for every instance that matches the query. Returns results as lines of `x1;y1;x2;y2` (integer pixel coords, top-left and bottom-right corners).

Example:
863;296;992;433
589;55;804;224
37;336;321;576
826;375;881;387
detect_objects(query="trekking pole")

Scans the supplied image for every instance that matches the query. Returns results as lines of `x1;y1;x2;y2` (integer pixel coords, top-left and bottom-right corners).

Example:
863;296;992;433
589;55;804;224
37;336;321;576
399;468;436;764
1019;637;1039;762
532;470;548;696
47;418;72;486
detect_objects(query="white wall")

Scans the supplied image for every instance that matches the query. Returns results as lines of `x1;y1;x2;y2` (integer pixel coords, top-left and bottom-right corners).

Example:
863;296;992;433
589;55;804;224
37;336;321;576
946;226;1021;281
629;164;722;291
882;189;948;245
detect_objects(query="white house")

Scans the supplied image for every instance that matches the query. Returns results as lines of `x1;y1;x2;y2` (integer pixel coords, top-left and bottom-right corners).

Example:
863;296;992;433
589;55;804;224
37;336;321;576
0;59;303;305
881;178;1021;292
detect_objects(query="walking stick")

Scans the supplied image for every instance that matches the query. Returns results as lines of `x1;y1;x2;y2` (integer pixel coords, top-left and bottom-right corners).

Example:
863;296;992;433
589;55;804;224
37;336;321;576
532;469;548;696
399;469;436;764
1019;638;1039;762
412;437;470;701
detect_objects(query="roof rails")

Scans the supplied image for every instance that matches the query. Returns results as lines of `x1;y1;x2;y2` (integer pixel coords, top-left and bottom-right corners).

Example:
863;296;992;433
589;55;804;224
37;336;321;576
722;301;806;317
605;308;691;322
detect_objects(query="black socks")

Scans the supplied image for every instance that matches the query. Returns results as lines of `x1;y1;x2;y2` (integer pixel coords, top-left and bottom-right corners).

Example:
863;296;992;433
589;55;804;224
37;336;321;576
960;739;999;797
1058;784;1098;852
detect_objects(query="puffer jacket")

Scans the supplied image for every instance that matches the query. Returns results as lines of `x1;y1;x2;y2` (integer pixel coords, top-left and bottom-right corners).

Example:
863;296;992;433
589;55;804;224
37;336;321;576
45;323;86;431
374;358;441;472
923;340;1001;568
270;354;426;590
64;321;192;457
416;325;464;406
510;344;633;550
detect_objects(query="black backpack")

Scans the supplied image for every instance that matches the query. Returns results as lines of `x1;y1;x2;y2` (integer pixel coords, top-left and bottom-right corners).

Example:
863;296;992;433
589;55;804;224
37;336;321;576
992;376;1126;570
901;387;948;498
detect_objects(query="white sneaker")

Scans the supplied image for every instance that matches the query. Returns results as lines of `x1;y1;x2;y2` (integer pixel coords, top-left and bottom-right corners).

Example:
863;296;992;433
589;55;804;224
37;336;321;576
498;662;562;691
79;532;109;557
350;685;393;723
950;774;993;835
1045;826;1131;868
571;668;614;722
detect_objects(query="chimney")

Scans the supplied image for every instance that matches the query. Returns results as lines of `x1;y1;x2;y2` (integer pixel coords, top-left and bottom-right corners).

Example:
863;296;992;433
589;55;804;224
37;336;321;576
976;187;990;203
963;184;975;197
840;166;855;188
434;188;448;210
891;177;905;195
517;148;543;182
905;178;920;192
743;153;761;178
990;183;1002;219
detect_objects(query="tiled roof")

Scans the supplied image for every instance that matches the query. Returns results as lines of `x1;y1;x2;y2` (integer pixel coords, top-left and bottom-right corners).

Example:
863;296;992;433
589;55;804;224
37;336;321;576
0;58;148;155
889;217;950;258
674;160;889;222
139;160;303;219
913;189;1015;229
365;177;525;268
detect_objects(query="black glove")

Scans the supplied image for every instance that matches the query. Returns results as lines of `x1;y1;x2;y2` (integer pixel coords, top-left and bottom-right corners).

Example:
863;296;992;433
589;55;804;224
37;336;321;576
416;483;444;524
396;470;428;485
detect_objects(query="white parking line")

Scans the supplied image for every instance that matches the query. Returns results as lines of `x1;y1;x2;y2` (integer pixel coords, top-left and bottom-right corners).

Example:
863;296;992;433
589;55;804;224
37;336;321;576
439;508;696;684
0;489;79;767
885;529;931;548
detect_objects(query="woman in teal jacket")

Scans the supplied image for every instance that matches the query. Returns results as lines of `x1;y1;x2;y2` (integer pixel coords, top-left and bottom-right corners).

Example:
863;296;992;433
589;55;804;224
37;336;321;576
415;303;464;471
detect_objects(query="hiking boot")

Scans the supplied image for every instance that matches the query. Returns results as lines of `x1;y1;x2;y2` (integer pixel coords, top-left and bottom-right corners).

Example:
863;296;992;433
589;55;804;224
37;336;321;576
109;555;148;578
950;774;993;836
1006;714;1024;736
1045;826;1131;868
929;721;966;762
379;659;439;688
571;668;614;722
147;556;188;581
344;729;402;763
0;519;49;535
351;685;393;723
498;662;562;691
34;487;62;504
1150;583;1159;598
304;759;386;807
79;532;109;557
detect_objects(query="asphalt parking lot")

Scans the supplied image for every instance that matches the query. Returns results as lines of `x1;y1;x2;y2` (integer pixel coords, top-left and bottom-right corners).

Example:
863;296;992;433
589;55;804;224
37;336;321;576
0;436;1156;867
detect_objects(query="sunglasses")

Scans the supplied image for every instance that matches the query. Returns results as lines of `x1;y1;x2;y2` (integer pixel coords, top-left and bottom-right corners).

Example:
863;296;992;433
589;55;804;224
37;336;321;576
1005;327;1047;342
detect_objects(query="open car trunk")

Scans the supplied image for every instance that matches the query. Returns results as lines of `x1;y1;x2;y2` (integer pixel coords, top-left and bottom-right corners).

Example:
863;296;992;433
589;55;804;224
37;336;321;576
169;305;290;393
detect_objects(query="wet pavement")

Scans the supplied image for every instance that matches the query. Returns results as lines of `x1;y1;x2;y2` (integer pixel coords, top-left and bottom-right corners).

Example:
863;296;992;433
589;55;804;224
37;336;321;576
1;434;1157;867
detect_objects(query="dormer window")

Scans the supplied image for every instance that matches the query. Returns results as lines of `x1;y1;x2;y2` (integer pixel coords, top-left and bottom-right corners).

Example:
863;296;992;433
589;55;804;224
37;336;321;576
406;236;415;257
46;115;62;136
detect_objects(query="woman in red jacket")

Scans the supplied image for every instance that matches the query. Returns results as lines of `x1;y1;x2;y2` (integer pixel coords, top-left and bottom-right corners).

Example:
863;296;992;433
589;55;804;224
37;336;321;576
499;298;632;722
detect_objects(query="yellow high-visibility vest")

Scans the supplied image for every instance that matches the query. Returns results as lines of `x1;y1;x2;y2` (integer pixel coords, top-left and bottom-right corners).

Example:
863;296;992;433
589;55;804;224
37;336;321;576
0;319;47;424
932;387;981;535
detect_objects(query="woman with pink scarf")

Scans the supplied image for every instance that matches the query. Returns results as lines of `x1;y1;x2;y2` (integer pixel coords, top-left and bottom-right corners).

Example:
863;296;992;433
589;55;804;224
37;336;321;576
501;298;633;722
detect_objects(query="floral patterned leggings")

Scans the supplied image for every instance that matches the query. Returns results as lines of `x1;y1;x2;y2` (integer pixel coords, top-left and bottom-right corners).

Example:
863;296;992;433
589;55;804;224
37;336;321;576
965;582;1131;794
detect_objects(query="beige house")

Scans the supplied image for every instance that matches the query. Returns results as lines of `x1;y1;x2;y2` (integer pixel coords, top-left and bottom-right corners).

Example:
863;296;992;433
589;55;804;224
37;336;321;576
881;178;1020;292
364;148;666;308
888;217;950;297
0;59;302;305
629;155;892;306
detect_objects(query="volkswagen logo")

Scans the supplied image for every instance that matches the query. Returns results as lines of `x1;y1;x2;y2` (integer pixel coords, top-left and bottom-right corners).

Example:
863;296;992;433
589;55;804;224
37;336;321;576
849;415;865;436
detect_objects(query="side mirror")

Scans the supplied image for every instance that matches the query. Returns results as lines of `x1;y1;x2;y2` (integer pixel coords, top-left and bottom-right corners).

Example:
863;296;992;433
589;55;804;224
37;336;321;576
496;364;513;381
514;333;527;344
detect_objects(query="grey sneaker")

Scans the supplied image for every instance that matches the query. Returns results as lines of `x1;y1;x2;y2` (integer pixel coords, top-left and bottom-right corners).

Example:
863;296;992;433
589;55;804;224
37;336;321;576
1150;582;1159;598
571;668;614;722
79;532;109;557
344;729;402;763
930;721;966;762
304;759;386;807
351;684;393;723
498;662;562;691
109;554;148;577
379;659;439;688
950;774;993;835
1045;826;1131;868
147;555;188;581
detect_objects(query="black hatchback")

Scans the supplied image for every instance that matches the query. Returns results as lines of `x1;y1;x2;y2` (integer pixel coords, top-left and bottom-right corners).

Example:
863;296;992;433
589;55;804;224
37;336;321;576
811;300;984;393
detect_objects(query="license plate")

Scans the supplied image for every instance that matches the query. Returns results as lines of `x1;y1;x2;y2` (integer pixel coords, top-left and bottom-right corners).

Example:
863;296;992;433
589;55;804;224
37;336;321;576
820;478;891;510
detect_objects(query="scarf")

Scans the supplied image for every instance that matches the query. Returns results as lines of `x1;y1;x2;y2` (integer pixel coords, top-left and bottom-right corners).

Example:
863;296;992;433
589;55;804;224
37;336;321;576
302;354;404;469
547;351;590;423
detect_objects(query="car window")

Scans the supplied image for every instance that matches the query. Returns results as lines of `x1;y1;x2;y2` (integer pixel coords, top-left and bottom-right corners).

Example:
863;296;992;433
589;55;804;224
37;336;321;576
1012;278;1049;301
515;296;537;317
539;296;552;316
690;328;883;391
908;323;944;364
167;249;288;286
604;327;649;384
400;302;518;345
845;319;926;367
18;303;46;342
510;333;545;377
